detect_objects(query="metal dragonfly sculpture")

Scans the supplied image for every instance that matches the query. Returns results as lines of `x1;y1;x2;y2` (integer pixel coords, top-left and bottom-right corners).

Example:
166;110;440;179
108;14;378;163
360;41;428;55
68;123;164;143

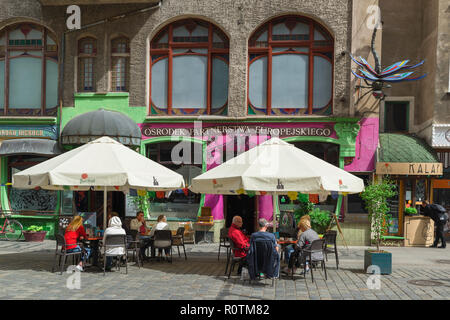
351;24;427;101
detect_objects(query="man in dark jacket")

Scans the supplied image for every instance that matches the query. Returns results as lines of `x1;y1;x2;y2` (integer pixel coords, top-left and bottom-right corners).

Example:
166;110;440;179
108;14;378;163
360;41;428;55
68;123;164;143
421;200;448;248
246;218;280;280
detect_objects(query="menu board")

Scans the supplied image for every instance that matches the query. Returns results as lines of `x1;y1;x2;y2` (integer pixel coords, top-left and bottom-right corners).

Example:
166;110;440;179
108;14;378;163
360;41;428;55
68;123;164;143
387;194;399;233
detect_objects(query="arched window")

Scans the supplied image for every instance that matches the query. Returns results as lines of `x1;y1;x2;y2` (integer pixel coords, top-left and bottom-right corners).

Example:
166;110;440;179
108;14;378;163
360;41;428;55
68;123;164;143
150;19;229;116
111;36;129;92
248;16;334;116
78;37;96;92
0;23;58;116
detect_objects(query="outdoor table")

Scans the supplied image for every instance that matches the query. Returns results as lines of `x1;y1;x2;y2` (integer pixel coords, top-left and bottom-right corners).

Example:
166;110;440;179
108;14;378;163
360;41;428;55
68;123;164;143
86;236;103;268
277;239;297;262
195;222;214;244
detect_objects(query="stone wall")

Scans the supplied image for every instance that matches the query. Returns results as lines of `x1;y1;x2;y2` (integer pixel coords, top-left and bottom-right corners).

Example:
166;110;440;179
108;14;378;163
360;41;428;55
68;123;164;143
32;0;353;116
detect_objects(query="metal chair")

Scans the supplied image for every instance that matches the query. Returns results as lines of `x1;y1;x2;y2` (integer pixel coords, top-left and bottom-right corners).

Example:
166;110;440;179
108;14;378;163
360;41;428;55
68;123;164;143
301;238;327;283
172;227;187;260
227;240;245;279
126;234;142;268
153;230;173;263
323;230;339;269
102;234;128;276
218;227;230;261
52;234;83;275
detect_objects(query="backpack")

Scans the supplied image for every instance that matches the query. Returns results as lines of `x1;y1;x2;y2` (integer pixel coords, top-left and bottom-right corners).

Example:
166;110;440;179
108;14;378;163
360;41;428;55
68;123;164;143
432;204;449;223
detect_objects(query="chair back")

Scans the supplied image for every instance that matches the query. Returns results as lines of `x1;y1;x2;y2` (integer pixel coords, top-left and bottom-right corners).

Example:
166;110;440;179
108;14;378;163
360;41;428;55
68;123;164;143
154;230;172;248
104;234;127;251
126;234;134;248
249;239;280;279
130;229;139;241
176;227;185;237
324;230;337;246
229;239;240;256
56;234;66;251
310;238;326;252
220;227;230;245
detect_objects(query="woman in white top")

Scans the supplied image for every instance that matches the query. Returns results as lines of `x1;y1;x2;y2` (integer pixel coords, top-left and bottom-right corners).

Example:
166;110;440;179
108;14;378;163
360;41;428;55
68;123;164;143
103;216;126;271
149;215;170;258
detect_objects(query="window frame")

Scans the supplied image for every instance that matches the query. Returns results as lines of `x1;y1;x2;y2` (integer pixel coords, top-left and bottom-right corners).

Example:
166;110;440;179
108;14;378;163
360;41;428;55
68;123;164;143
149;19;230;116
380;96;415;134
247;15;334;116
78;36;97;92
110;36;130;92
0;23;59;116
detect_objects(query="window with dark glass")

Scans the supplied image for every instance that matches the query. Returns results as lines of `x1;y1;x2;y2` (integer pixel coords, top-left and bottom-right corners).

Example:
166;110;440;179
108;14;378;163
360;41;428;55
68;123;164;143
146;142;202;220
347;174;371;214
150;19;229;116
7;155;57;212
0;23;58;116
111;37;129;92
78;37;96;92
248;16;334;116
384;101;409;133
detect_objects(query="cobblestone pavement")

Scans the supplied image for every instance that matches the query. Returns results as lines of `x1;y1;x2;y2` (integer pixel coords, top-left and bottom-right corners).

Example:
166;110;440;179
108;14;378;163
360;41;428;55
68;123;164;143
0;239;450;300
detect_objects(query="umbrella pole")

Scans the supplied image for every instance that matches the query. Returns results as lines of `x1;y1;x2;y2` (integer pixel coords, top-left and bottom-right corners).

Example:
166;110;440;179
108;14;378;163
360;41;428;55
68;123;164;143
272;194;278;234
103;188;107;229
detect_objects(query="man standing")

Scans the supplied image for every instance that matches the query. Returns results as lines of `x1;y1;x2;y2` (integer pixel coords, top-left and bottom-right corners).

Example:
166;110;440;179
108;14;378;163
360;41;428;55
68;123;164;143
421;200;448;248
130;211;152;259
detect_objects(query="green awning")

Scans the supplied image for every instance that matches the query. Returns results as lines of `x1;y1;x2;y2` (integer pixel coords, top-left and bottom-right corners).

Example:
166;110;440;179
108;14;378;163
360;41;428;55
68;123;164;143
378;133;439;163
377;134;442;176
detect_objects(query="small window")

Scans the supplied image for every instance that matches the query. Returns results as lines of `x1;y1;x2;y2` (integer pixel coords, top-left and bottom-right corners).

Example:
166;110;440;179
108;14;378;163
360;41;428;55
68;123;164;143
384;101;409;133
78;37;97;92
111;37;129;92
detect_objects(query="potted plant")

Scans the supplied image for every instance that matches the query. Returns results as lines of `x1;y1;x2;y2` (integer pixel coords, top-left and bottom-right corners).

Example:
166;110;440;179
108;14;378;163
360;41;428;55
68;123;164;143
23;225;47;242
360;178;398;275
404;207;418;216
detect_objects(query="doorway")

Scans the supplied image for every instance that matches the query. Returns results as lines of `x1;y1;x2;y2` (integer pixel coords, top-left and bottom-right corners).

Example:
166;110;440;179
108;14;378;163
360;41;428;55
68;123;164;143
226;195;256;234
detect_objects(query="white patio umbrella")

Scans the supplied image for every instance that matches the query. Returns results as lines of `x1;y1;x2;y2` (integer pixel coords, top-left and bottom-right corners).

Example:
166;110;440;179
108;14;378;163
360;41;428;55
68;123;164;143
13;136;185;228
190;137;364;231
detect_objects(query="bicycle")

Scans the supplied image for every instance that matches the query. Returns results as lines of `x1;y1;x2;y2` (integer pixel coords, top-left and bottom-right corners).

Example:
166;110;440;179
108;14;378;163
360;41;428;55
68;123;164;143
0;212;23;241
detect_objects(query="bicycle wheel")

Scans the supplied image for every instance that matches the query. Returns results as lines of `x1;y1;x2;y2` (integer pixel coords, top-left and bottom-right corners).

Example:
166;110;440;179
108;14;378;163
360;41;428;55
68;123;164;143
4;219;23;241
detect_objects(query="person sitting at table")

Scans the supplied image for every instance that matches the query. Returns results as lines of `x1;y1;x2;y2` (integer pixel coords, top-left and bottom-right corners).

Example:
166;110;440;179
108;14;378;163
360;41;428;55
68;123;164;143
64;215;91;272
246;218;280;279
103;216;127;272
284;215;311;265
228;215;250;275
130;211;152;260
149;214;171;260
282;218;321;276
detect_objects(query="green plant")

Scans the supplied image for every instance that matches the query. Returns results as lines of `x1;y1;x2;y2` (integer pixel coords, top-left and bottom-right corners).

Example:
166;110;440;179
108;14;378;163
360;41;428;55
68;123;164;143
293;198;315;223
404;207;418;215
131;193;150;218
360;178;398;252
309;208;332;234
27;225;44;232
294;206;331;234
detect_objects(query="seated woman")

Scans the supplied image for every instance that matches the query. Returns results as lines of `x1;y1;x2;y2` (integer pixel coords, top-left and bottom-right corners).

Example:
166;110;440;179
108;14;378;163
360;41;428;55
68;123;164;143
283;215;311;265
103;216;127;271
149;214;171;260
283;218;321;275
64;215;91;272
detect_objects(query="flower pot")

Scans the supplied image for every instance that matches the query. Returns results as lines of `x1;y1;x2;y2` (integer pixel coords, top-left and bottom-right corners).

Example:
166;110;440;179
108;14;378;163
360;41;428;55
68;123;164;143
23;231;47;242
364;249;392;275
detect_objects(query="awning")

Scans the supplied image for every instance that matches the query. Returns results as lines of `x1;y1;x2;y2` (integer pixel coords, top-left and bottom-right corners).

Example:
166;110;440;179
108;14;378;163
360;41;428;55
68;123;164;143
376;133;443;175
0;138;63;157
61;108;141;147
